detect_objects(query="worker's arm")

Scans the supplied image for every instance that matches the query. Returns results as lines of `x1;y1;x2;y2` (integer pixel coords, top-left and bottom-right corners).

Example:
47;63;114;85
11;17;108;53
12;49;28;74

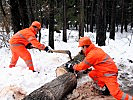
73;53;94;71
28;36;46;50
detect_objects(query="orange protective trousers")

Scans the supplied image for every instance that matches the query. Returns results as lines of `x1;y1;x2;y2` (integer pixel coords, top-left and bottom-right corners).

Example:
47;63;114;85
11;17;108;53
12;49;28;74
9;45;34;71
89;70;133;100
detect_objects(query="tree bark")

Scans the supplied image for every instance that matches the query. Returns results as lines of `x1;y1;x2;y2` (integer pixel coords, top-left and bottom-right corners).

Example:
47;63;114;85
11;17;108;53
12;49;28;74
109;0;116;40
23;72;77;100
0;0;10;34
85;0;90;32
27;0;35;23
9;0;22;33
79;0;84;38
63;0;67;42
121;0;124;33
90;0;95;33
18;0;29;28
96;0;106;46
49;0;54;49
124;2;128;32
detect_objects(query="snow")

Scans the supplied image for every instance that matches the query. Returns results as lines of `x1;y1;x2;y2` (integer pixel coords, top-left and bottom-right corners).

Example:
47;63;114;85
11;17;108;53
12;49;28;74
0;28;133;99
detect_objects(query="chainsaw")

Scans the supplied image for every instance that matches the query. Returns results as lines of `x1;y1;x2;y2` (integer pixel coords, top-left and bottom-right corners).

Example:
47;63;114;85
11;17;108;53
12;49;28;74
64;61;92;78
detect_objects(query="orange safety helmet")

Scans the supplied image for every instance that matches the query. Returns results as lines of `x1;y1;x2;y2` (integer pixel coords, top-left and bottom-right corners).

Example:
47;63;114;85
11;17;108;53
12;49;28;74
78;37;92;47
31;21;41;29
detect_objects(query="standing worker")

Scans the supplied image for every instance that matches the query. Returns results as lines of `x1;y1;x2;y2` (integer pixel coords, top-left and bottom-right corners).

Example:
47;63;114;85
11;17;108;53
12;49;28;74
73;37;133;100
9;21;50;72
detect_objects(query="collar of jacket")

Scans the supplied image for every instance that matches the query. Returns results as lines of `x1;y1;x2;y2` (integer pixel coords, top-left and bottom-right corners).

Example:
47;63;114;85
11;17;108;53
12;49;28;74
85;44;95;56
29;26;37;35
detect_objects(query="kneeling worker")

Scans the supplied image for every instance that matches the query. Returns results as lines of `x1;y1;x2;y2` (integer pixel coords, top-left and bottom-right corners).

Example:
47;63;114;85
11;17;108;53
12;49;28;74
73;36;133;100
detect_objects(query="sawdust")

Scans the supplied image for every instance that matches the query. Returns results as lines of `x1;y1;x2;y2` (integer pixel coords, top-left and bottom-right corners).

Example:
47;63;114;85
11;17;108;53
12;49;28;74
65;82;115;100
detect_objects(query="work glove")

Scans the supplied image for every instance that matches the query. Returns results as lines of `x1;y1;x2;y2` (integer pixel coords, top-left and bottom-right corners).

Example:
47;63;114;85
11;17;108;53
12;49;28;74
73;64;79;72
73;64;78;71
44;46;49;52
72;64;79;78
26;43;33;49
83;68;92;74
33;70;40;73
44;46;53;53
73;64;92;74
65;62;74;73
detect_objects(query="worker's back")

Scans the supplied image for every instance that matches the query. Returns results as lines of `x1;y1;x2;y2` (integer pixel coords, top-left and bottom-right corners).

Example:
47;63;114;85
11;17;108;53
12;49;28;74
9;27;35;46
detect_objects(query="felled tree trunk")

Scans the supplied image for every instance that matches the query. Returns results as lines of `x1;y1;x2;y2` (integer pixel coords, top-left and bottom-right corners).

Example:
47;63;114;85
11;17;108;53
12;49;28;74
56;53;85;77
23;72;77;100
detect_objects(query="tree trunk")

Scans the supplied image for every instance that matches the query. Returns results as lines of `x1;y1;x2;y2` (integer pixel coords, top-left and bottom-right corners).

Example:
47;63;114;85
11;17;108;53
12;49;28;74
109;0;116;40
26;0;35;23
18;0;29;28
63;0;67;42
124;2;128;32
131;2;133;28
96;0;106;46
38;31;41;42
106;0;112;32
79;0;84;38
121;0;124;33
23;72;77;100
9;0;22;33
49;0;54;49
90;0;95;33
0;0;10;34
85;0;89;32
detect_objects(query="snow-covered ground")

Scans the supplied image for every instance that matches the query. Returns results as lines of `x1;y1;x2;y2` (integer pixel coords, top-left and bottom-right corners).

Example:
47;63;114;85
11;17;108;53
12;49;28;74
0;28;133;99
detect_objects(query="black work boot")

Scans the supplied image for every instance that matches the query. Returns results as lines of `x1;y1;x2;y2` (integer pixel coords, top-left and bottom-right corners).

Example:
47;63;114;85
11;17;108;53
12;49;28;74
100;85;110;96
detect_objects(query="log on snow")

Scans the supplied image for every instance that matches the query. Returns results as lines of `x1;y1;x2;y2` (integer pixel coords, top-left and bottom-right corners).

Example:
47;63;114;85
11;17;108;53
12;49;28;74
23;72;77;100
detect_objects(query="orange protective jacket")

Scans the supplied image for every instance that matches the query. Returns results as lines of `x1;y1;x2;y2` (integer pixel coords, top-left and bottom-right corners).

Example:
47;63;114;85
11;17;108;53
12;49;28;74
74;44;118;74
9;26;45;50
74;44;133;100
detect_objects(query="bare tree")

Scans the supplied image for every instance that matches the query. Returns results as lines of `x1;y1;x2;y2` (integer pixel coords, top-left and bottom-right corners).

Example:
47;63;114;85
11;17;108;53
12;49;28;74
79;0;84;38
26;0;35;23
18;0;29;28
0;0;10;34
131;1;133;28
9;0;22;33
90;0;95;33
96;0;106;46
109;0;116;40
121;0;124;33
63;0;67;42
49;0;54;49
124;1;128;32
85;0;90;32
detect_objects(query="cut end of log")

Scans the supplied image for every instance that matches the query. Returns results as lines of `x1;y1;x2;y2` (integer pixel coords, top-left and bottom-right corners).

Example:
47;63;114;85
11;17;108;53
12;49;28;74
56;67;68;77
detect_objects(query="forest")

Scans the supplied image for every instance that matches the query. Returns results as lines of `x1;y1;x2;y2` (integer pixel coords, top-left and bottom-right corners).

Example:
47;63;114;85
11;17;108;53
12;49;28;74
0;0;133;99
0;0;133;48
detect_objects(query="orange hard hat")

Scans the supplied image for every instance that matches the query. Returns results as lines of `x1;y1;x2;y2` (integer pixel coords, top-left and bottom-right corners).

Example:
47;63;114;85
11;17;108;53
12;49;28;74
31;21;41;29
78;37;92;47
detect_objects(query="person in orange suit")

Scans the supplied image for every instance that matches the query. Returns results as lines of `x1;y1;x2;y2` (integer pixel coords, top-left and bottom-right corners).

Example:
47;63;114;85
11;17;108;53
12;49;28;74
9;21;50;72
73;37;133;100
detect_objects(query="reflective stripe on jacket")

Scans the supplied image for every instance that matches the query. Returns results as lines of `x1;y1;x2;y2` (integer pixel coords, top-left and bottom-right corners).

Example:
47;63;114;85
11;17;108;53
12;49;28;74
9;26;45;50
121;93;133;100
74;44;118;74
